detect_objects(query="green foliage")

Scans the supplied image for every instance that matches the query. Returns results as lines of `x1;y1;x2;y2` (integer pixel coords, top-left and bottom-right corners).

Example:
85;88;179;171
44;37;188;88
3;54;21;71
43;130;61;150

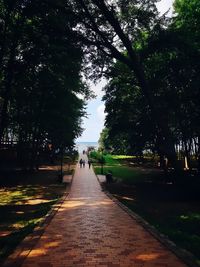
100;1;200;170
67;0;163;78
89;151;100;161
98;128;111;152
103;154;120;166
93;153;160;183
89;150;106;164
0;0;93;170
102;60;154;155
90;151;129;166
174;0;200;39
95;165;148;184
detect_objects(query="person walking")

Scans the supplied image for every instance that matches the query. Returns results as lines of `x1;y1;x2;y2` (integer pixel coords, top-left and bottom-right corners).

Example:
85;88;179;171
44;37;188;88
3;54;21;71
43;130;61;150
79;158;83;168
82;159;85;168
88;160;91;169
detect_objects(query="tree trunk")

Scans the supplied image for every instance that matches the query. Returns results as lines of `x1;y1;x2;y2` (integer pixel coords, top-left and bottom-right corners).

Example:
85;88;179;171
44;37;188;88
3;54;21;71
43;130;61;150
0;40;18;145
59;147;64;182
128;62;179;171
197;137;200;172
184;140;191;170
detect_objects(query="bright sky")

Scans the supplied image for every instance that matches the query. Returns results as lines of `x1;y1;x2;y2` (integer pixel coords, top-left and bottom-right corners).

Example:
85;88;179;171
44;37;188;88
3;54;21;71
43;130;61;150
76;0;174;143
76;79;106;142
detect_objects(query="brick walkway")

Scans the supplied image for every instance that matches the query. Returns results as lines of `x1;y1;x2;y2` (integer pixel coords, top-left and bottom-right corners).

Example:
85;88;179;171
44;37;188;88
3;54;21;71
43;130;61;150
17;155;188;267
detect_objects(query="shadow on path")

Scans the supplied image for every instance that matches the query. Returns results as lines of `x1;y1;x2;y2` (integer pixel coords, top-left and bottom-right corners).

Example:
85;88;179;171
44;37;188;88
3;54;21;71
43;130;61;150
4;154;188;267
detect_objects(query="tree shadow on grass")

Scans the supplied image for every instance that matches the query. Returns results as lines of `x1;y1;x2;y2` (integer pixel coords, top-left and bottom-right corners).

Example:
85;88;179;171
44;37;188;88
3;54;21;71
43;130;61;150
0;201;58;262
0;163;69;262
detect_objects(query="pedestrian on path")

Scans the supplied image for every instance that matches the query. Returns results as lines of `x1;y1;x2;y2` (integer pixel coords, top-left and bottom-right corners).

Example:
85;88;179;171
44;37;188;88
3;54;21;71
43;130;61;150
88;160;91;169
79;158;83;168
82;159;85;167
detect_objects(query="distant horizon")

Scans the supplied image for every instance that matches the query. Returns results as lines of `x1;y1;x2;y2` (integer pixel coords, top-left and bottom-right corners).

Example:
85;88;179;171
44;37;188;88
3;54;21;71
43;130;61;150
76;141;98;143
75;141;98;152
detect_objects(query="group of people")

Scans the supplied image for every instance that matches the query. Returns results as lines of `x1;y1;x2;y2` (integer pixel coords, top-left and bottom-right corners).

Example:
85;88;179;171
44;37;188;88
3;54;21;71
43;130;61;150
79;158;91;168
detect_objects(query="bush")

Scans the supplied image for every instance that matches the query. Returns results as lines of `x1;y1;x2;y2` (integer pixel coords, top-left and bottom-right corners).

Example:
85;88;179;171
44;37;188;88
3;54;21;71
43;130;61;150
89;151;107;165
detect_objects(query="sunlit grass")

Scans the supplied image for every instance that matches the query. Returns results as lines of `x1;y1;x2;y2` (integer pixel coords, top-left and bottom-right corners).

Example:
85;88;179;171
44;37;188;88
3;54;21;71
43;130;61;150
0;186;37;205
112;155;136;159
94;165;147;183
0;181;66;262
0;185;63;205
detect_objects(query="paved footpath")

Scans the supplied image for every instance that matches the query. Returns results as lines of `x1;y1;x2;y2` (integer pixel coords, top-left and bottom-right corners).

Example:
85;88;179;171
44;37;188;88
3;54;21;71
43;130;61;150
18;154;187;267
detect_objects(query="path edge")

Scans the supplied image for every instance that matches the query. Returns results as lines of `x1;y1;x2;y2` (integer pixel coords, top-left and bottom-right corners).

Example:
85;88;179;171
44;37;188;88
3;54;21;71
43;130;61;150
96;174;199;267
1;171;75;267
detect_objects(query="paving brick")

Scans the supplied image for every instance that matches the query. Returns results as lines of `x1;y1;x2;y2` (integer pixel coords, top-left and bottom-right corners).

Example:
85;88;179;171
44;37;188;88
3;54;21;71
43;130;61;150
4;154;189;267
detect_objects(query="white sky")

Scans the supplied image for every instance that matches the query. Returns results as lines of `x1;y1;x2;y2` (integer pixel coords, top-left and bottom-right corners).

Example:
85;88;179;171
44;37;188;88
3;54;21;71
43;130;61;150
76;79;106;142
76;0;174;142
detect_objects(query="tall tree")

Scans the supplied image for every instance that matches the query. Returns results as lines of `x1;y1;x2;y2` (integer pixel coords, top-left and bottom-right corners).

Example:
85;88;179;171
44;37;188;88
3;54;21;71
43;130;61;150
66;0;179;169
0;0;91;169
102;61;154;155
102;12;200;170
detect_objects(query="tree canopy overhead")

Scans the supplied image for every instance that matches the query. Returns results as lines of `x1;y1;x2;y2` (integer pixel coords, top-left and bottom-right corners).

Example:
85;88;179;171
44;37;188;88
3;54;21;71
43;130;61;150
0;0;93;170
65;0;181;169
97;0;200;172
0;0;200;173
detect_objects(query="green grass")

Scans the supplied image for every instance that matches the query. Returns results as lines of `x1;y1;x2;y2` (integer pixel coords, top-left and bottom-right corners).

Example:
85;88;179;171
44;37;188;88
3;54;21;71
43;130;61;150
91;153;135;165
0;166;68;263
92;153;200;264
111;155;136;159
0;184;62;261
94;165;151;184
91;152;144;183
93;153;161;184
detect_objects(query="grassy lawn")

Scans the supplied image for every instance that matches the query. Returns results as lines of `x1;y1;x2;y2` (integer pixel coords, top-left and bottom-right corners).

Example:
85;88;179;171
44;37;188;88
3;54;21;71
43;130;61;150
91;154;200;265
92;153;162;184
0;162;74;263
94;165;162;184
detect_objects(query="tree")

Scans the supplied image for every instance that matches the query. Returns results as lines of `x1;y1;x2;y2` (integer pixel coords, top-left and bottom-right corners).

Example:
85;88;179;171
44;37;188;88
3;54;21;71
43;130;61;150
172;0;200;169
98;128;111;152
66;0;180;169
0;0;92;170
102;15;200;171
102;60;154;155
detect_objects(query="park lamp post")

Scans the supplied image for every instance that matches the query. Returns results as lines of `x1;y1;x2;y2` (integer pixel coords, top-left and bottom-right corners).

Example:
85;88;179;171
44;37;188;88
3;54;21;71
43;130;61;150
101;148;104;175
60;145;64;182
